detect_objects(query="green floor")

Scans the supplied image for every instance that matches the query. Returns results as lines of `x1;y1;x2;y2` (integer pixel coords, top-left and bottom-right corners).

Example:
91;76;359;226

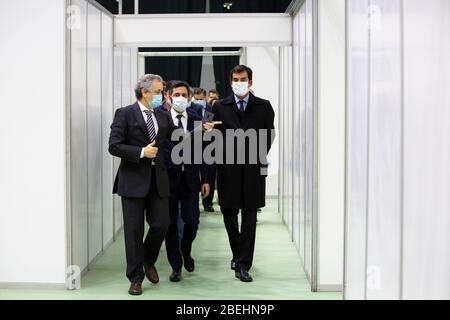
0;199;341;300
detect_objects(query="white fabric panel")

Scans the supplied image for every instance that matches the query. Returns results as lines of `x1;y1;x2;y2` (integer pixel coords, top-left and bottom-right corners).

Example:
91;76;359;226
298;4;307;262
70;0;89;272
303;0;314;279
344;0;370;299
317;0;345;288
113;48;123;234
366;0;402;299
402;0;450;299
292;13;301;250
121;48;132;109
101;13;114;248
0;0;66;283
286;47;293;235
87;2;103;263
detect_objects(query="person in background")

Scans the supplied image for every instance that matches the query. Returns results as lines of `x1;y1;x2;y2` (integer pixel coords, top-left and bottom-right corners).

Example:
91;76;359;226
157;81;212;282
188;86;203;117
192;88;216;213
207;89;220;106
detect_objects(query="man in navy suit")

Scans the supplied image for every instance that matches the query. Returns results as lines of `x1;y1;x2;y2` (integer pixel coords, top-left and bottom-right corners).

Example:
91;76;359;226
157;81;211;282
192;88;217;213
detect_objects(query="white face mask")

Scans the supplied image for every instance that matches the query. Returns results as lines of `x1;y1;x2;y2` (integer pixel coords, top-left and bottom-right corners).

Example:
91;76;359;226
232;81;250;97
172;96;189;113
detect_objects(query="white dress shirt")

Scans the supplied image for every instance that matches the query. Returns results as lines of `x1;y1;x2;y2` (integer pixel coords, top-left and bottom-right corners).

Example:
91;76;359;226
138;101;159;159
170;108;188;134
234;94;250;111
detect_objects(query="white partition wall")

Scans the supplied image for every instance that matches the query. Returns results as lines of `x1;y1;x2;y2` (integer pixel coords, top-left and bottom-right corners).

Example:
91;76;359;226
112;47;135;235
316;0;346;291
280;0;345;292
70;0;89;273
345;0;450;300
280;0;316;288
69;0;117;275
113;47;123;235
402;0;450;300
87;2;103;263
0;0;67;286
101;11;114;248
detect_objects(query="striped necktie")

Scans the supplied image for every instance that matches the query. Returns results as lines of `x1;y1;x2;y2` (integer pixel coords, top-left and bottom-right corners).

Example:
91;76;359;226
144;110;157;143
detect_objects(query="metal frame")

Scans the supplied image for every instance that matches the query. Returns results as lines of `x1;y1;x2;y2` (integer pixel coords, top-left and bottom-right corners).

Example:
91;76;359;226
138;50;243;57
87;0;114;17
311;0;320;292
286;0;306;16
65;0;73;289
343;0;349;300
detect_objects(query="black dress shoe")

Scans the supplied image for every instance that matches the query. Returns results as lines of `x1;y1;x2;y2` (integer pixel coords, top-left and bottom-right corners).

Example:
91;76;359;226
128;282;143;295
230;260;236;270
203;205;215;213
170;270;182;282
235;270;253;282
183;256;195;272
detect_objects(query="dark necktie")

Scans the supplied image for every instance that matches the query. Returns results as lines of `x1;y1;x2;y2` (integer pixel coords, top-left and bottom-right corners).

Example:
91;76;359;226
238;100;245;112
176;114;184;165
176;114;184;130
144;110;157;142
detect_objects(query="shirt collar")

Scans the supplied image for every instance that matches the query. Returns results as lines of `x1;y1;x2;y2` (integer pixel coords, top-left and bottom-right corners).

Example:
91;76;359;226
234;94;250;105
138;100;153;113
170;107;187;119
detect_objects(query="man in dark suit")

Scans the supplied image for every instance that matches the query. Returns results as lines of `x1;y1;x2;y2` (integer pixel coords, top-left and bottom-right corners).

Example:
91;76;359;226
192;88;217;213
213;65;275;282
109;74;218;295
157;81;211;282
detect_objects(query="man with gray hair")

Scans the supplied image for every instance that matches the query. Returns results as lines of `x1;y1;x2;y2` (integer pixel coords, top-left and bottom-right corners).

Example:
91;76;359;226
109;74;220;296
109;74;175;296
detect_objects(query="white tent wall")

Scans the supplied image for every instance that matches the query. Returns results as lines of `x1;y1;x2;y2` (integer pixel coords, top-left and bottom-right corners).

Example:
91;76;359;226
280;0;346;292
316;0;346;291
344;0;450;300
0;0;67;286
69;0;121;277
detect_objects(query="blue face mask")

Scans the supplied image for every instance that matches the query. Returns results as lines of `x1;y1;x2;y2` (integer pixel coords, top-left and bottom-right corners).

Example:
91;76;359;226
192;99;206;108
151;94;163;108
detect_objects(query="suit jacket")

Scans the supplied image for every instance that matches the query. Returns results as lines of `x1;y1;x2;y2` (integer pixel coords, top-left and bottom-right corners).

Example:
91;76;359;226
109;102;176;198
213;93;275;209
156;106;210;193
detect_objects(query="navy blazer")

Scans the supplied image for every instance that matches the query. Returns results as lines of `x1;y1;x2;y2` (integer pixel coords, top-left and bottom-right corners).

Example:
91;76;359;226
156;106;210;193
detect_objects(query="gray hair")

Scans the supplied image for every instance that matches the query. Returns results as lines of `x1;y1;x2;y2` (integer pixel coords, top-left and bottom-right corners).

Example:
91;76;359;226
134;74;163;100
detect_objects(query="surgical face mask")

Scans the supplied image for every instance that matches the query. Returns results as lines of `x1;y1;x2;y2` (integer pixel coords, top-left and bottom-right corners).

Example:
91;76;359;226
232;81;250;97
172;96;189;113
192;99;206;108
151;94;163;108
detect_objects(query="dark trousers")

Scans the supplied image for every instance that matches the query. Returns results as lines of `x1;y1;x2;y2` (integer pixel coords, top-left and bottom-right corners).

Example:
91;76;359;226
202;164;216;207
165;172;200;271
221;207;258;272
121;167;170;283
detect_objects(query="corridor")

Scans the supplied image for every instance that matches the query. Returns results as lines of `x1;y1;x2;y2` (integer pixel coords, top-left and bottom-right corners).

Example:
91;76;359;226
0;200;339;300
